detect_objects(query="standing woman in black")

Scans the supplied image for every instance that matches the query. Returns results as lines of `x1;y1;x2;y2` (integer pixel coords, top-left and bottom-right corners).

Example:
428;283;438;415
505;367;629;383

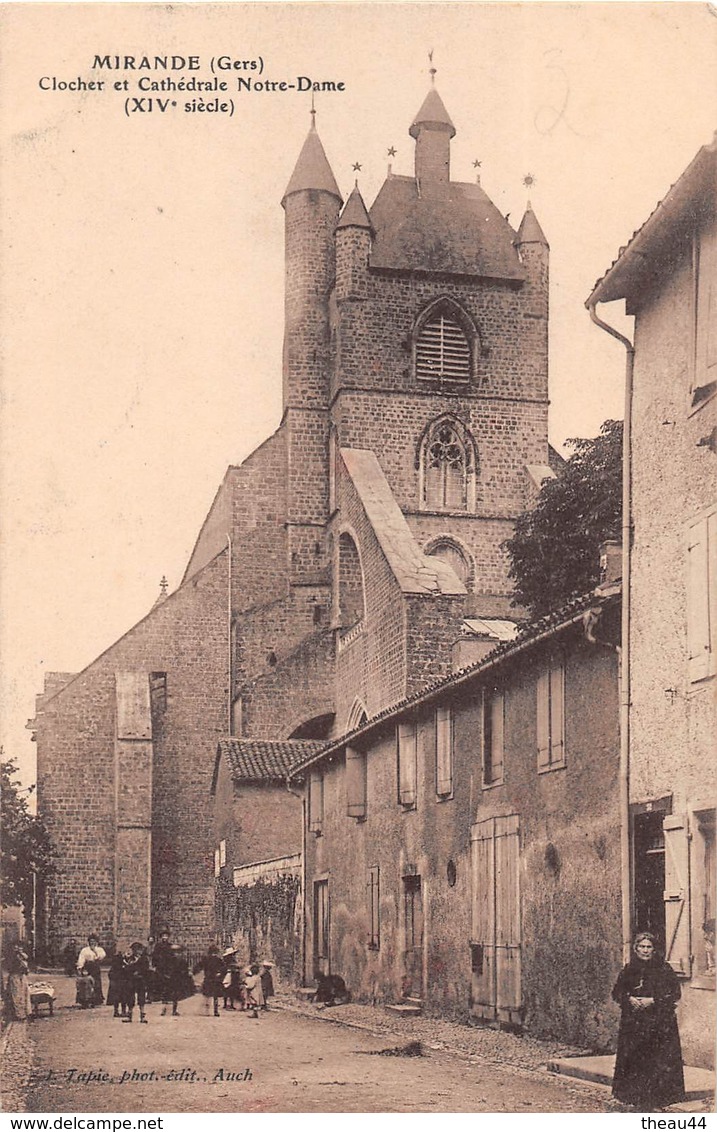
612;932;686;1110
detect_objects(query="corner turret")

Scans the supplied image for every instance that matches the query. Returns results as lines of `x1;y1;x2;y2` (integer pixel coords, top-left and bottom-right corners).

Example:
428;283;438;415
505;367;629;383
281;117;343;413
336;185;372;303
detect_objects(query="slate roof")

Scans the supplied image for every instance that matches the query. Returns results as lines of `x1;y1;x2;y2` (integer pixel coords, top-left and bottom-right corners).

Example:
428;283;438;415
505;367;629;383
337;185;372;231
218;738;324;782
282;125;342;205
587;134;716;307
409;88;456;138
368;175;526;280
289;588;620;777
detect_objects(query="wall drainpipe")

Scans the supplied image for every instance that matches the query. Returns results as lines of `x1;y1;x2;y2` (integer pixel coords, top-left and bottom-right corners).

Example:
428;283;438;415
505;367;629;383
588;300;634;965
286;773;308;987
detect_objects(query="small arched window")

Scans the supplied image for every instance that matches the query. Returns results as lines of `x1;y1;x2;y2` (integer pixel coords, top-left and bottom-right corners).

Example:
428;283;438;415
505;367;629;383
425;538;472;587
416;313;471;382
419;416;477;512
413;298;478;384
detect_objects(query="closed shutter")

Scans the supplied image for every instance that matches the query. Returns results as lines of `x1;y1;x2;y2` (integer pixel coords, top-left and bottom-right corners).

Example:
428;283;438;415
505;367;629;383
663;813;692;977
398;721;417;806
436;707;453;795
687;518;711;682
495;814;522;1024
491;692;505;783
470;817;497;1020
309;771;324;833
536;668;550;770
346;746;367;819
549;659;565;766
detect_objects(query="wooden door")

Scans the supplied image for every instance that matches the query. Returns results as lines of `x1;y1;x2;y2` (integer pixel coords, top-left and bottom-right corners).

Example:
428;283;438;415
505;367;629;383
470;815;522;1025
402;875;423;998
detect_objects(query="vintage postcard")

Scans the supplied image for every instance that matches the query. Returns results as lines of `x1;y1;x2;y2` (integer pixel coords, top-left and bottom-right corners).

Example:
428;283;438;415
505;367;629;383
1;1;715;1118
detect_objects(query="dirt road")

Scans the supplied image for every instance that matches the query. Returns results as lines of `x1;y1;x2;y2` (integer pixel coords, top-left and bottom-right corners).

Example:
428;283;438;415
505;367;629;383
21;979;608;1114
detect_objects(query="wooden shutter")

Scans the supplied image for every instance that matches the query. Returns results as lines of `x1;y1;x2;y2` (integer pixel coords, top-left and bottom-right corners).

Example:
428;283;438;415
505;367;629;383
663;813;692;977
536;667;550;770
470;817;497;1020
495;814;522;1024
687;518;711;682
436;706;453;795
491;692;505;783
308;771;324;833
549;659;565;766
346;746;367;819
397;721;417;806
695;225;717;382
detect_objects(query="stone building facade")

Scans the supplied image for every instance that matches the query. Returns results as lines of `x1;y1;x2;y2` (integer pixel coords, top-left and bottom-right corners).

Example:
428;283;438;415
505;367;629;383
588;135;716;1067
294;593;622;1050
32;84;557;956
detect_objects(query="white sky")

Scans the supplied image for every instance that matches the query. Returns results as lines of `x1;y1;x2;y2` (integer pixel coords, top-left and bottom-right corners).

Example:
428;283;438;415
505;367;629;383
2;2;716;788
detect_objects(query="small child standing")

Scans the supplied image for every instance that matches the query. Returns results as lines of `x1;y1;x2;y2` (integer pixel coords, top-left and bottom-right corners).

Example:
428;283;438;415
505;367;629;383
193;945;226;1018
122;942;150;1024
243;964;265;1019
259;961;275;1010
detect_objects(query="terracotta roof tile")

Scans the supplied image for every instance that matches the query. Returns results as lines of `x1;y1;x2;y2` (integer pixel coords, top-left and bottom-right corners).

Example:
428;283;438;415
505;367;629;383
218;738;324;782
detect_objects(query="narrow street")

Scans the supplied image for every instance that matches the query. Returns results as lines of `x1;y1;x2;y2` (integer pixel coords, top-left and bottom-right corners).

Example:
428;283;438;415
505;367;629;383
9;977;611;1114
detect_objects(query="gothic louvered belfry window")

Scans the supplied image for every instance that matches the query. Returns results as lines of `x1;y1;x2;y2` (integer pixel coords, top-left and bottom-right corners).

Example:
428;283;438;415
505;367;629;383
416;314;471;382
424;422;469;510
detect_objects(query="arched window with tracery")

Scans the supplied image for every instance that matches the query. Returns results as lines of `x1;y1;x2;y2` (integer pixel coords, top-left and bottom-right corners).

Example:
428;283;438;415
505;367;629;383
413;299;477;384
419;417;477;511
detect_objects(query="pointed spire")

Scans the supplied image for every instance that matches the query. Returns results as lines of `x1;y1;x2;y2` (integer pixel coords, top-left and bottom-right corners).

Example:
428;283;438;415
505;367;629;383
516;202;548;246
337;185;372;231
409;87;456;139
282;115;342;206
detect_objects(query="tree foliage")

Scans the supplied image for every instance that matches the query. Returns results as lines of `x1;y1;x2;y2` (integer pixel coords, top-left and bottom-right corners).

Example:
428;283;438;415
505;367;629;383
1;756;55;914
504;419;623;619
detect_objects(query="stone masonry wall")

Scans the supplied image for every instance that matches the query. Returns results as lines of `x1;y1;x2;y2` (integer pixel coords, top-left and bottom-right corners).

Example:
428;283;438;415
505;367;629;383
36;550;229;955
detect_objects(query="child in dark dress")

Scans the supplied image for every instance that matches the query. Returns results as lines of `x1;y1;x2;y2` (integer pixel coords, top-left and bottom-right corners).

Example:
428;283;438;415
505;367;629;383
122;942;150;1024
107;951;128;1018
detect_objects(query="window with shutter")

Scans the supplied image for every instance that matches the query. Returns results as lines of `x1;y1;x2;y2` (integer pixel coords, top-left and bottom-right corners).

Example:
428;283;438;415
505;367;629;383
346;746;367;820
435;706;453;797
663;813;692;977
691;223;717;409
397;720;417;807
308;771;324;834
416;314;471;382
482;689;504;786
536;656;565;772
686;509;716;682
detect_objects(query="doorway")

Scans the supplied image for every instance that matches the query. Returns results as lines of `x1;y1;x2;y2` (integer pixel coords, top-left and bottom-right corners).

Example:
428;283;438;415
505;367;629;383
402;874;423;999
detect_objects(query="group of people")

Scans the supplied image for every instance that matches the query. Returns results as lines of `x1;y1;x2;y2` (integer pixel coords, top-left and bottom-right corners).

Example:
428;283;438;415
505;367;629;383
71;930;275;1025
193;944;274;1019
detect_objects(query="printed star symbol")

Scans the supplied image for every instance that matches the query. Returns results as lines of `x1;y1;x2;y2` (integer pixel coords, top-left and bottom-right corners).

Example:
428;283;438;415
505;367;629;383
387;147;397;158
352;162;362;172
473;159;482;169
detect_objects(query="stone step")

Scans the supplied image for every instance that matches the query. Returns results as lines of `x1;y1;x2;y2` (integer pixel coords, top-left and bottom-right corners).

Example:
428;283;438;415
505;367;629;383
385;1002;422;1017
548;1055;715;1101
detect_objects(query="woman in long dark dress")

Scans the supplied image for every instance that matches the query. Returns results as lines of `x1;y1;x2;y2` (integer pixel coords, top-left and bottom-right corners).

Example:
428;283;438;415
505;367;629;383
612;932;686;1110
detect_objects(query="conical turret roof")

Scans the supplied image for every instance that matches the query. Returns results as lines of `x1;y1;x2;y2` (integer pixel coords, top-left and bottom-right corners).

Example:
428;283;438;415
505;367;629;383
409;88;456;138
282;123;342;206
516;203;548;246
337;185;372;231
